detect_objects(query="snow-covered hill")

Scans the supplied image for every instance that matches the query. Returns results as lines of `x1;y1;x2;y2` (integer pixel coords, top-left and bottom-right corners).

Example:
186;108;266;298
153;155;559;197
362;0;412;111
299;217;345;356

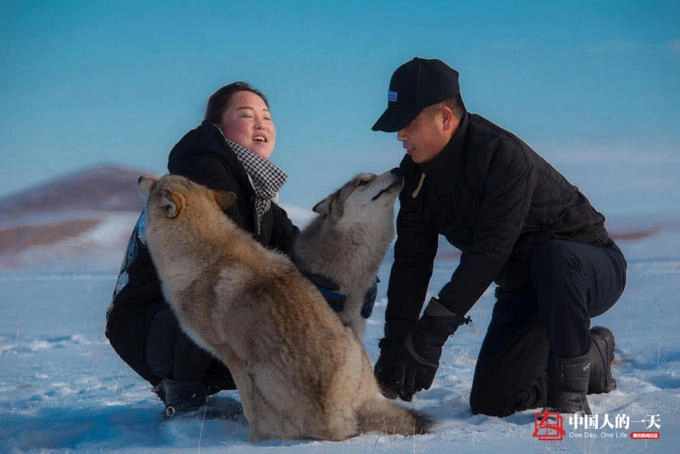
0;165;320;271
0;165;147;271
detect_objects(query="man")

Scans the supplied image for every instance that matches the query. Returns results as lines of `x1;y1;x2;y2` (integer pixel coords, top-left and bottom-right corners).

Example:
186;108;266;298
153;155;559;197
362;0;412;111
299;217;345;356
371;57;626;416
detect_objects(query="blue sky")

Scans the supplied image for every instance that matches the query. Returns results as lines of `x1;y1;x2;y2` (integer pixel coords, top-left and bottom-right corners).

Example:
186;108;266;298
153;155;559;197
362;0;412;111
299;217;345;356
1;0;679;212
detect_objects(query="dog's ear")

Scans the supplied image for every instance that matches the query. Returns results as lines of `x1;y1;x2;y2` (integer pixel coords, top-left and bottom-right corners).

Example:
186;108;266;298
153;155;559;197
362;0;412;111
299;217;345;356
160;189;184;219
313;190;343;217
136;175;157;203
312;196;332;216
214;190;237;211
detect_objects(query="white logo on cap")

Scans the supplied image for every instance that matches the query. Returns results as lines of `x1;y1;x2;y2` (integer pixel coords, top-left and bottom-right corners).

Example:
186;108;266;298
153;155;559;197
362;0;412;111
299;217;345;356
388;90;398;102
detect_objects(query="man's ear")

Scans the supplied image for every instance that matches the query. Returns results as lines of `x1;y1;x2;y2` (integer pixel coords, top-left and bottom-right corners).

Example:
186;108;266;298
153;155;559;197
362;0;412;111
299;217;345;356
137;175;157;203
160;190;185;219
439;105;455;131
214;190;237;211
441;105;463;137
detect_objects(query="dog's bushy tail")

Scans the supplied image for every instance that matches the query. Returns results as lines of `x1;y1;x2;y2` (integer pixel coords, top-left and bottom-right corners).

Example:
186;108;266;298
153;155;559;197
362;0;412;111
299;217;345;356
358;398;431;436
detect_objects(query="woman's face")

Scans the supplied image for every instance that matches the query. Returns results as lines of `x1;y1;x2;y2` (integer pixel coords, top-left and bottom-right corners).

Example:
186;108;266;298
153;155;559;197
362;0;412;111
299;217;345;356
217;90;276;160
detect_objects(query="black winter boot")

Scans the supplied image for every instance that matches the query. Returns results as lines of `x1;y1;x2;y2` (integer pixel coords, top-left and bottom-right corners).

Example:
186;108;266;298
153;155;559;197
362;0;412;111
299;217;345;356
547;353;592;415
588;326;617;394
154;379;208;416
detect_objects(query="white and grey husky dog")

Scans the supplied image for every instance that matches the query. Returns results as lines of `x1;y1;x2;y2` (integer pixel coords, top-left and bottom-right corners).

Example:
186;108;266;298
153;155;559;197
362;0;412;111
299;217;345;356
138;174;426;442
293;168;402;341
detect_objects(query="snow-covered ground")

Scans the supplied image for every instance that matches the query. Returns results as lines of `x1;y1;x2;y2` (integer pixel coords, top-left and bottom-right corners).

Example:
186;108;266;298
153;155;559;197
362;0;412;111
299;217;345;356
1;223;679;453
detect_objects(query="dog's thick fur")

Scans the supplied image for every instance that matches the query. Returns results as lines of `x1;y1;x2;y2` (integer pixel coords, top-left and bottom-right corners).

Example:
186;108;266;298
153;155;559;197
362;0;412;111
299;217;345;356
293;169;402;341
138;174;427;442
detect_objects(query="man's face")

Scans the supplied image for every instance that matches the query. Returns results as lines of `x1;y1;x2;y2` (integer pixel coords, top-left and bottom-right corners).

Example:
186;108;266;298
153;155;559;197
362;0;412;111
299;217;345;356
396;107;450;164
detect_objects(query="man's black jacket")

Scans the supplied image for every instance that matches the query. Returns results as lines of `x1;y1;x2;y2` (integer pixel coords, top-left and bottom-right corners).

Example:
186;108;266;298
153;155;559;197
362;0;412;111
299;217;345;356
105;122;298;384
387;113;612;327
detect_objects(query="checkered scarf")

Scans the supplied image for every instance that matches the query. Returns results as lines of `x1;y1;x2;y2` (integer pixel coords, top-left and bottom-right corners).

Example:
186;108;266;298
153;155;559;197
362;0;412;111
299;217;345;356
223;136;287;232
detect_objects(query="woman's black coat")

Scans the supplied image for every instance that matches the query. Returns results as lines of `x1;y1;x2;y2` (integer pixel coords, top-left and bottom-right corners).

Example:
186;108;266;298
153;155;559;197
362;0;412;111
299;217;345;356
105;122;298;386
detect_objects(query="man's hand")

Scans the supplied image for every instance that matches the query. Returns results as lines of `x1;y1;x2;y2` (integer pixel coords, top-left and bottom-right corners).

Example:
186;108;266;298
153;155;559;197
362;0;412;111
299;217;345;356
374;337;403;399
375;298;471;401
374;318;415;398
375;332;441;401
392;334;439;401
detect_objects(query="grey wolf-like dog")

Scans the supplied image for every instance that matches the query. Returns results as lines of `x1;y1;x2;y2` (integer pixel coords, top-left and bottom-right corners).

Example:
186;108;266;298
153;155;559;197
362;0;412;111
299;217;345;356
293;169;402;341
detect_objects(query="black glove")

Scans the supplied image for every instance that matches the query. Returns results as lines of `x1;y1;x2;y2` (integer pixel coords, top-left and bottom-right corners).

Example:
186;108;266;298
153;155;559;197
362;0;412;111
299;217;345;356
374;318;415;399
392;298;470;401
303;272;346;311
374;338;403;399
361;276;380;318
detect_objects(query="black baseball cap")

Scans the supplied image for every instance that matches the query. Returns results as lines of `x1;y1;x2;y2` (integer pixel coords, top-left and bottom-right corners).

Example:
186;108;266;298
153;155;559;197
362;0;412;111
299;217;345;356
372;57;460;132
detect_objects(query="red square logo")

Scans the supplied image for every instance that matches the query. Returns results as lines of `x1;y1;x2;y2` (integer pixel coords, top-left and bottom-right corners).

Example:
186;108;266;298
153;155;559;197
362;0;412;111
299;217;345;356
533;410;566;441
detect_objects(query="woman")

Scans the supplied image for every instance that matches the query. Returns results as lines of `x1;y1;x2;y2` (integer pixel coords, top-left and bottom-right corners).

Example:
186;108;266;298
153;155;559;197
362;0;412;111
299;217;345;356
106;82;301;413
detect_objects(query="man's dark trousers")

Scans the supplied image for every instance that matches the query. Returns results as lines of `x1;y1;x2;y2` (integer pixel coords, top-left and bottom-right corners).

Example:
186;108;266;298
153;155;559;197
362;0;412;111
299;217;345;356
469;240;627;416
